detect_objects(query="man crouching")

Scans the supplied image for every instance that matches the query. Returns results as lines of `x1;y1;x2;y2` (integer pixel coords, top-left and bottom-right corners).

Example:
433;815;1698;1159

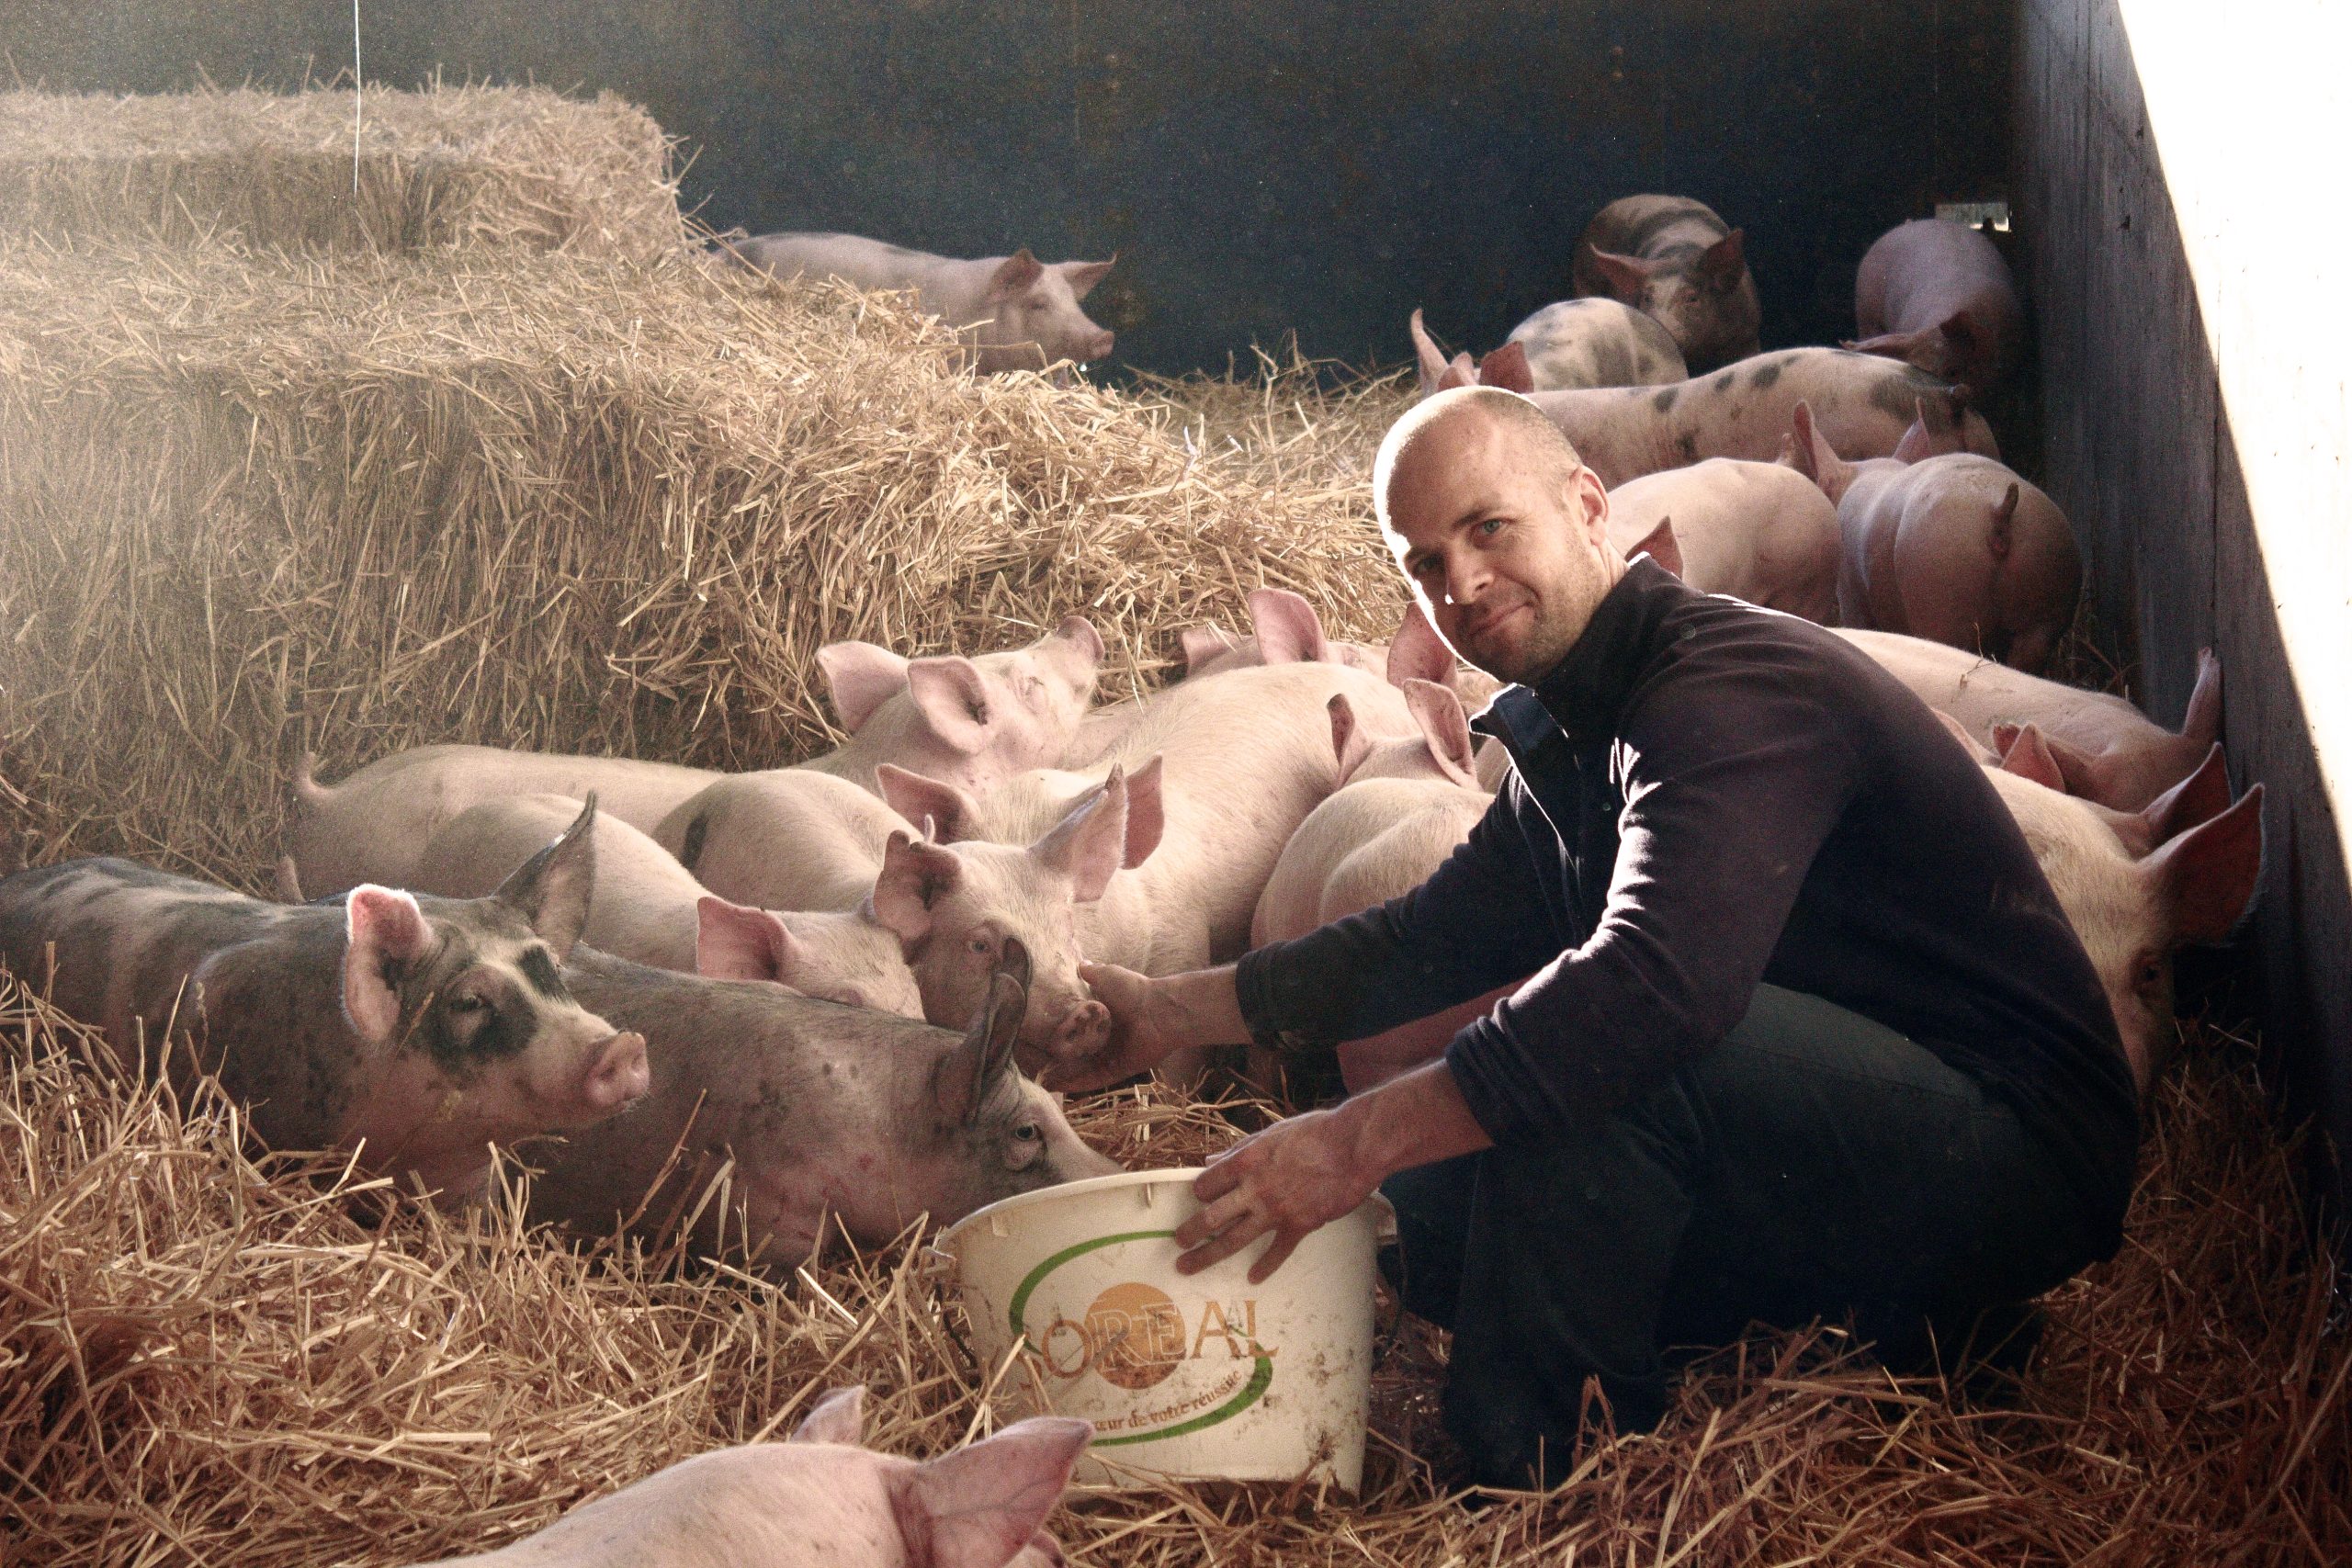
1052;386;2136;1487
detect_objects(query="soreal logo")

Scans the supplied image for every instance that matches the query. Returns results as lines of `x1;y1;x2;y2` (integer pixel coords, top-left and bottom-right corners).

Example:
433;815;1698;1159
1007;1230;1277;1445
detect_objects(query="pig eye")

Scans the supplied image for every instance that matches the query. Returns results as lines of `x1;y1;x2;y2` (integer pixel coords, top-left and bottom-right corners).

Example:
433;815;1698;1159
447;993;487;1015
969;935;995;958
1012;1122;1041;1143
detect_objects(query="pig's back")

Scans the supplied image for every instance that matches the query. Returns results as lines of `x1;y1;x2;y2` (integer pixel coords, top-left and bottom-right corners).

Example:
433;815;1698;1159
729;231;949;294
1835;628;2158;753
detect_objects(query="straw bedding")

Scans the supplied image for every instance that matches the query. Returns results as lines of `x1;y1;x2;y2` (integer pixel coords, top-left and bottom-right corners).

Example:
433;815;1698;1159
0;86;684;260
1;86;2345;1565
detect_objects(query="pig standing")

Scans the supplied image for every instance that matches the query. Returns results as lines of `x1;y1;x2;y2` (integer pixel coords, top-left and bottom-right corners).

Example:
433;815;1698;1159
0;805;649;1199
1606;459;1843;625
721;231;1116;374
1571;195;1761;374
1848;218;2026;397
1786;400;2081;672
1412;313;1998;487
287;618;1105;898
1840;630;2222;812
533;938;1120;1271
1980;729;2264;1092
412;793;922;1015
420;1384;1088;1568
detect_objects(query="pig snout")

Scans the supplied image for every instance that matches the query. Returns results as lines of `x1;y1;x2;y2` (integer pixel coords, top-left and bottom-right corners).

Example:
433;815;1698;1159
578;1030;651;1117
1049;998;1112;1062
1078;328;1114;362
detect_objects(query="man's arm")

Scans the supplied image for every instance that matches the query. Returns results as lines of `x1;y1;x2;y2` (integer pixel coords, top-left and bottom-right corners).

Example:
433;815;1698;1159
1445;699;1859;1142
1173;1056;1493;1282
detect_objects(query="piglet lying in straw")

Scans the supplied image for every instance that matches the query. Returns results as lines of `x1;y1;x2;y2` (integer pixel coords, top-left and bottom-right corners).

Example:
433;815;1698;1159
531;936;1118;1273
421;1385;1089;1568
411;793;921;1016
0;799;648;1200
288;618;1106;898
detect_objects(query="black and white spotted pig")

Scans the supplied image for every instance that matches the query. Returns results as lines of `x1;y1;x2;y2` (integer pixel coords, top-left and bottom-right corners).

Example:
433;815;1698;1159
1571;194;1762;374
1419;321;1999;489
0;801;649;1198
530;937;1120;1274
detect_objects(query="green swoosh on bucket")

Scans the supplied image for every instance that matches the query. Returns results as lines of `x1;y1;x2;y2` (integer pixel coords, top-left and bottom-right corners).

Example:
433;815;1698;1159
1005;1228;1275;1444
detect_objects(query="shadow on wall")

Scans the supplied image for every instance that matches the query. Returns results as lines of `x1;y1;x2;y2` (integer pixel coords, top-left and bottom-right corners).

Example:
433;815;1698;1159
2018;0;2349;1224
6;0;2011;376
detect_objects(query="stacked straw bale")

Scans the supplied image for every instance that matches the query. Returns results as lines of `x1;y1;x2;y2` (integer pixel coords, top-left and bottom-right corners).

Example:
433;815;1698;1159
0;232;1408;884
0;86;684;259
6;979;2344;1564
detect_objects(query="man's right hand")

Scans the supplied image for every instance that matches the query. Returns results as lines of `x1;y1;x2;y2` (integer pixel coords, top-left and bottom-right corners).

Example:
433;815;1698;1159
1046;962;1250;1093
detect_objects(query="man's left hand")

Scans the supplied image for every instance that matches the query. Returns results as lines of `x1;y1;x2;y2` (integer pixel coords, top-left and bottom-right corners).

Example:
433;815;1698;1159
1174;1109;1377;1284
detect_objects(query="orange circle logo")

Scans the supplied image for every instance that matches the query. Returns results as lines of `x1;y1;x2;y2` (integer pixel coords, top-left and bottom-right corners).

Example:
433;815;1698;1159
1082;1282;1189;1391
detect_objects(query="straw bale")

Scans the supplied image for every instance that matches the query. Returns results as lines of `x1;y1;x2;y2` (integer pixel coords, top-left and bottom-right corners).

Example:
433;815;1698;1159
0;236;1408;886
3;973;2342;1565
0;86;684;260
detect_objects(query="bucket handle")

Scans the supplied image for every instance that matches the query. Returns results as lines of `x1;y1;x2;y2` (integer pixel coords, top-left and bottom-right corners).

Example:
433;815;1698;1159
918;1244;959;1286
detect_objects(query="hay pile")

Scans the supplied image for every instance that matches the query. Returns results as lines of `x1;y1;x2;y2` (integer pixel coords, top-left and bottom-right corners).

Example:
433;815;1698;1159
6;979;2343;1565
0;234;1409;882
0;86;684;259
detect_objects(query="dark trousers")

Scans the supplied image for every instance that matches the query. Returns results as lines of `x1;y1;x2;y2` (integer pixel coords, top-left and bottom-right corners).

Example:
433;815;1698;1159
1382;985;2108;1488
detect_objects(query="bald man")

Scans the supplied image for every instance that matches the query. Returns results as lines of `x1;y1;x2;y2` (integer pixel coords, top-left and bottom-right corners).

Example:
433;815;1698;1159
1058;389;2137;1486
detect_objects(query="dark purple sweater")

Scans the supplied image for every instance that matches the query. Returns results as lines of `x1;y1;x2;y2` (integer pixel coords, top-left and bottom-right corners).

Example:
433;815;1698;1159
1237;560;2138;1237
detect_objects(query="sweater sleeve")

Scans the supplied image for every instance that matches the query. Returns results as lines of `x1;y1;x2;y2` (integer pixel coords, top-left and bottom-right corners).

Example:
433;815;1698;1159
1444;679;1859;1142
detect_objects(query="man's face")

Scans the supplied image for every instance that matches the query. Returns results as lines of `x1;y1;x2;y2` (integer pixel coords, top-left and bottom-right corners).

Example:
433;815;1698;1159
1381;409;1619;687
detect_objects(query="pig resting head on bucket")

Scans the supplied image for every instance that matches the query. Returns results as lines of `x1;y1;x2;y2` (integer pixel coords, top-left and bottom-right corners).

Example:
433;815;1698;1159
419;1384;1090;1568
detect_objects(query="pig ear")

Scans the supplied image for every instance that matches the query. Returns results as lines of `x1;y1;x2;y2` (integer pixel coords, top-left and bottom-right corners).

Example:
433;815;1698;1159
492;795;598;960
1581;245;1655;300
1386;599;1455;689
869;831;965;946
933;951;1029;1125
1892;400;1940;464
892;1416;1092;1568
1179;622;1239;675
906;658;993;755
1786;401;1855;502
1121;755;1166;869
790;1385;866;1447
1998;725;2067;792
876;765;984;844
1408;309;1452;396
2144;784;2265;946
1476;341;1535;393
695;896;795;983
1060;256;1115;299
1404;680;1478;787
818;641;911;734
1697;228;1747;290
1932;708;1997;763
1985;482;2020;562
2183;648;2223;749
343;886;432;1043
2142;744;2233;846
1031;768;1129;904
1051;614;1106;665
1938;310;1978;352
1327;693;1374;784
1628;515;1682;580
1247;589;1329;665
987;247;1046;299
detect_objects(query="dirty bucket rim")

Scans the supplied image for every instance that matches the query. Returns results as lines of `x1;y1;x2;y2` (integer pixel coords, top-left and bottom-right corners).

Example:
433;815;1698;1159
937;1167;1211;1255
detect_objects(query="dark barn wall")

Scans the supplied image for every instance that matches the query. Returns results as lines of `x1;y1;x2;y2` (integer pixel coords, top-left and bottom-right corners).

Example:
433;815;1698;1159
6;0;2009;376
2017;0;2351;1221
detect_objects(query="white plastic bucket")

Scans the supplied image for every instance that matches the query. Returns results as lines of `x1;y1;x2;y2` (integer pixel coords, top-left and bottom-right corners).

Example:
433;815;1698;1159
931;1168;1391;1490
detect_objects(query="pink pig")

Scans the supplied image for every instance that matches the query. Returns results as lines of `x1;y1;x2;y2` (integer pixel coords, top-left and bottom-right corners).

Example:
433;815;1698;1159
419;1385;1088;1568
1848;218;2026;397
1786;400;2081;673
